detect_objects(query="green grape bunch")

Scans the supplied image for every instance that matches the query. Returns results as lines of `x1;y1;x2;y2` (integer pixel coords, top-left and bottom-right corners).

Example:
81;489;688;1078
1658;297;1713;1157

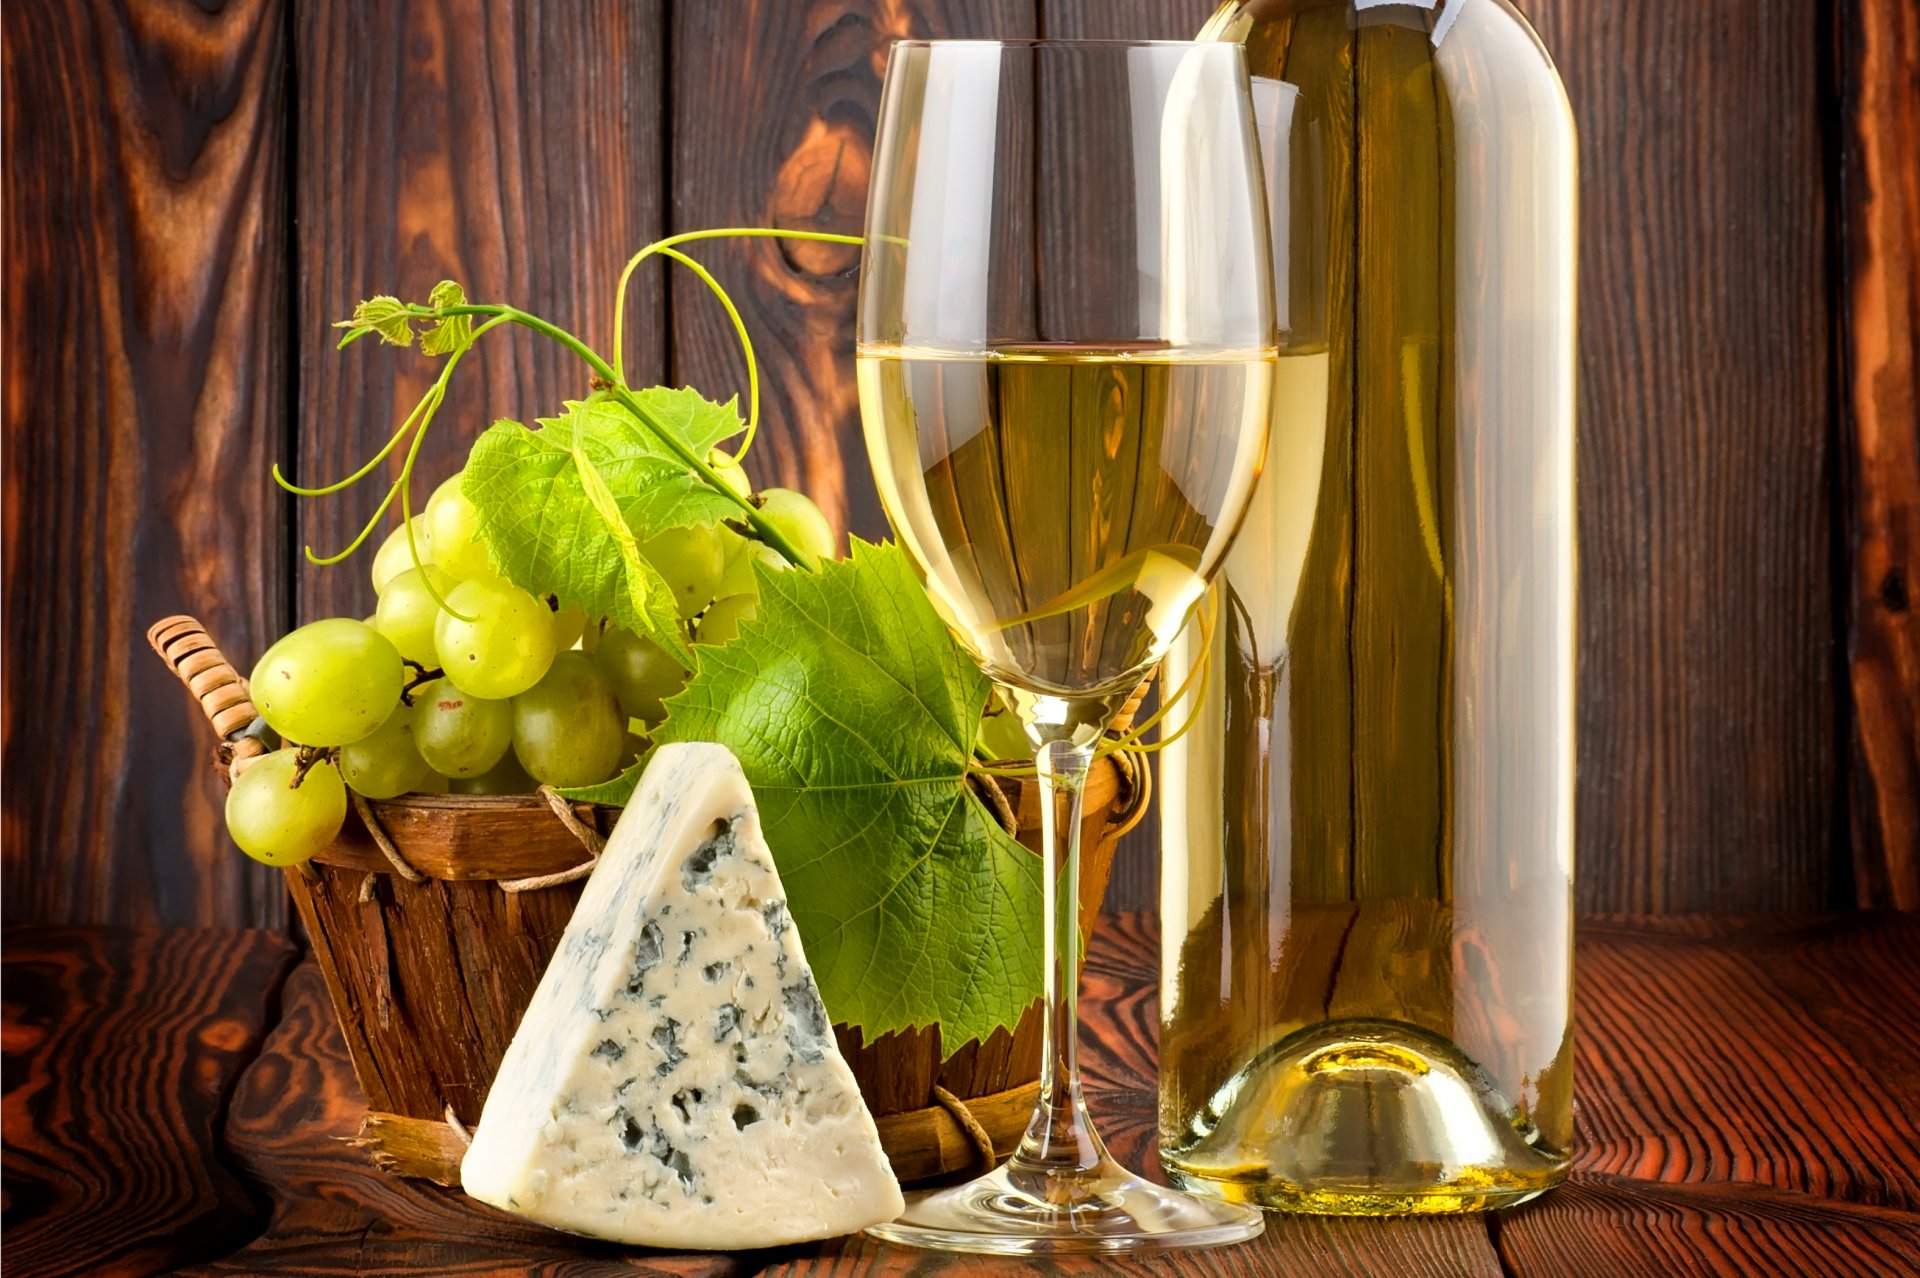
218;469;838;868
222;231;854;873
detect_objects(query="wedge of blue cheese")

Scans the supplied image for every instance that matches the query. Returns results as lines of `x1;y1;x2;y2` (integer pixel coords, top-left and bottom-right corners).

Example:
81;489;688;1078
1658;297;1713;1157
461;742;904;1248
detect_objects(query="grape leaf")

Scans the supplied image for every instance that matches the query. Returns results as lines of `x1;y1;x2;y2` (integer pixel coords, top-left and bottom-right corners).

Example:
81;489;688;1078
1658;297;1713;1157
333;295;415;349
534;390;747;533
419;280;472;355
651;539;1044;1048
463;387;744;665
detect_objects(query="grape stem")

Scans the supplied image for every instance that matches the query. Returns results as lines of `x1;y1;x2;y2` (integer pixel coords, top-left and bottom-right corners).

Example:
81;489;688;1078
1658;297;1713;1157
608;228;868;466
410;301;813;570
399;662;443;707
290;745;337;788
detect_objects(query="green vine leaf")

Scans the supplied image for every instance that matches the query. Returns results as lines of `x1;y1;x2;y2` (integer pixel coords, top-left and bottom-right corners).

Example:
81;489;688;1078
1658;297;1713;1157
649;539;1043;1049
572;444;650;616
463;387;745;665
333;295;416;349
420;280;472;356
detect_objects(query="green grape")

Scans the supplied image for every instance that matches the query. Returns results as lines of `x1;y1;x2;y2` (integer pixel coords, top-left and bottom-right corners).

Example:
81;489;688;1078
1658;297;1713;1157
716;530;787;600
225;749;347;866
411;678;512;777
373;564;457;666
251;619;404;747
696;594;758;646
548;601;589;651
707;448;751;498
371;515;434;595
757;487;837;565
714;529;749;594
449;751;534;795
510;652;626;787
434;576;558;699
591;627;687;724
427;474;494;580
638;522;725;619
339;706;435;799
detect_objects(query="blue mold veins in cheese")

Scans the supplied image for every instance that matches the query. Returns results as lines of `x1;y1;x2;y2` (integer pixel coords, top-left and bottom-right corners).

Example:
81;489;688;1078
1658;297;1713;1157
460;742;905;1248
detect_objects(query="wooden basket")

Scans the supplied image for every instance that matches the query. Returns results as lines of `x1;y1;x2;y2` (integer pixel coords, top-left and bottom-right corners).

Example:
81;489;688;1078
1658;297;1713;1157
149;615;1151;1187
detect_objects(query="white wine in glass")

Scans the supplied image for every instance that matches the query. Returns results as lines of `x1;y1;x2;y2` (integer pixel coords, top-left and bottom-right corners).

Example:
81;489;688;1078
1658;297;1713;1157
856;39;1278;1255
859;344;1274;697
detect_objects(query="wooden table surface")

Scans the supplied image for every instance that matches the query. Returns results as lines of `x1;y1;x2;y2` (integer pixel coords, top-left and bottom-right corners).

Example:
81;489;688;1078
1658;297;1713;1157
5;914;1919;1277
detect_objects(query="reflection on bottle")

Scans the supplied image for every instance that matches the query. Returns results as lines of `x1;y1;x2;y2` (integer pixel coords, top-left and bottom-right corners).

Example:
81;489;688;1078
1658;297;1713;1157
1159;0;1578;1214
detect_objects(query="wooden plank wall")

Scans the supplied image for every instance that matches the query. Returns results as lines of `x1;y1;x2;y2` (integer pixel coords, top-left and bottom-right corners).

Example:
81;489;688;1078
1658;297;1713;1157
3;0;292;928
1525;0;1840;911
1835;0;1920;908
4;0;1915;929
294;3;668;618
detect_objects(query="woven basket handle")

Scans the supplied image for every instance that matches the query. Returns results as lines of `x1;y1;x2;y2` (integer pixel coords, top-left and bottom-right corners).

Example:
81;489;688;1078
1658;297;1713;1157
147;615;267;782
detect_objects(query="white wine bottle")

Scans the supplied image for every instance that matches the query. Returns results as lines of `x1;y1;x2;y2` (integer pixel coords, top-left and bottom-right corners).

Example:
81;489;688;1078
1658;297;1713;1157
1159;0;1578;1213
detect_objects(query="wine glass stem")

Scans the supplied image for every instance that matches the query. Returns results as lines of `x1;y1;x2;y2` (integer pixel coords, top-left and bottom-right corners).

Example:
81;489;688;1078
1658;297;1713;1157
1009;734;1111;1194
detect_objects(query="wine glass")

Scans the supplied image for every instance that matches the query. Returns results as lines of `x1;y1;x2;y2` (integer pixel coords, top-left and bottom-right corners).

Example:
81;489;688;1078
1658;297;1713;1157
856;39;1275;1254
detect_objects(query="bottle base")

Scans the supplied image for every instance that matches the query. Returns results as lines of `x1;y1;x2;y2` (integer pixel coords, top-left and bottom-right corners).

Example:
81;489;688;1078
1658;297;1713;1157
1165;1165;1564;1216
1162;1018;1569;1216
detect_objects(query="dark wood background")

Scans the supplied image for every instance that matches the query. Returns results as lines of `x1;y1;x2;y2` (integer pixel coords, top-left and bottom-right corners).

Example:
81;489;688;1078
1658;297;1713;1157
4;0;1915;931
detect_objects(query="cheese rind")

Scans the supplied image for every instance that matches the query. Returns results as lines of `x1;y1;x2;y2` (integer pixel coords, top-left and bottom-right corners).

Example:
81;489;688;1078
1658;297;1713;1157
461;742;904;1248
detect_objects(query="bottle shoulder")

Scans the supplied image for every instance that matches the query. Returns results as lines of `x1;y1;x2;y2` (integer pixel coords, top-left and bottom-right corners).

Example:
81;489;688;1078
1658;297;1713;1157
1211;0;1576;145
1217;0;1568;85
1445;0;1578;143
1461;0;1570;87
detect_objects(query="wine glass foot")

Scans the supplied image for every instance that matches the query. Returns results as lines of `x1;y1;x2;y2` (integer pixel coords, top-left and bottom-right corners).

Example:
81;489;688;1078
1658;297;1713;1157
865;1161;1265;1256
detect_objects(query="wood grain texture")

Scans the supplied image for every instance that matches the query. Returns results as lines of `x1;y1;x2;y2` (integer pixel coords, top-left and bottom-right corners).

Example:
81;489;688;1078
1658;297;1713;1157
1495;1176;1920;1278
316;793;620;881
1519;0;1841;910
352;1110;472;1187
1;925;297;1277
1836;0;1920;907
1105;762;1161;915
667;0;1035;545
1;0;291;929
1568;913;1920;1208
12;917;1920;1274
177;960;745;1278
294;0;667;625
282;861;580;1127
1040;0;1220;39
764;1215;1504;1278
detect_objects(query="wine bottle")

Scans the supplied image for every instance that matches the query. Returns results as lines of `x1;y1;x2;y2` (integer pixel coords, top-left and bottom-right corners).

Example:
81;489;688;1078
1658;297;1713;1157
1158;0;1578;1213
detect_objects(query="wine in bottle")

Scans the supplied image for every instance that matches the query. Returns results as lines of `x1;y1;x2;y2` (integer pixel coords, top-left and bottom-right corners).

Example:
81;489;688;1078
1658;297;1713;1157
1158;0;1579;1214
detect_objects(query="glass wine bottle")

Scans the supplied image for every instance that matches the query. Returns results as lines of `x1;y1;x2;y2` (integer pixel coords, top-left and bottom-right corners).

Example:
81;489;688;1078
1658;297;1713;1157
1158;0;1578;1213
